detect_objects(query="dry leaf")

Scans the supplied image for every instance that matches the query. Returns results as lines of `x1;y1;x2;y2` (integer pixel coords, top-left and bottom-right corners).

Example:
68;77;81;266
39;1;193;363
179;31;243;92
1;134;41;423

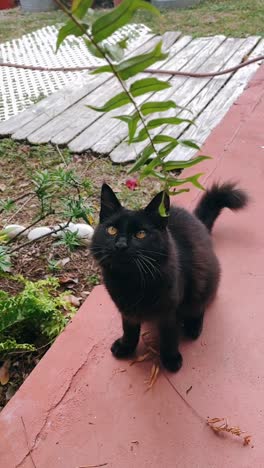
0;360;10;385
63;295;82;307
243;435;252;446
130;352;151;366
0;183;6;192
207;417;251;446
5;385;16;401
56;257;70;267
147;362;160;389
59;275;79;286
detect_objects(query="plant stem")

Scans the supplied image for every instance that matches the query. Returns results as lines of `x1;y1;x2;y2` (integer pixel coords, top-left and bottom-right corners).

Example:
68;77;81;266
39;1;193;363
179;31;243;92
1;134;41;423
6;194;36;224
9;218;72;254
6;212;53;245
54;0;158;160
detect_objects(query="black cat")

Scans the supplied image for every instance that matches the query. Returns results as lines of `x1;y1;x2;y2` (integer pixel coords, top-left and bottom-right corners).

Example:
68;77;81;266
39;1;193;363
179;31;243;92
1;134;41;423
91;182;247;372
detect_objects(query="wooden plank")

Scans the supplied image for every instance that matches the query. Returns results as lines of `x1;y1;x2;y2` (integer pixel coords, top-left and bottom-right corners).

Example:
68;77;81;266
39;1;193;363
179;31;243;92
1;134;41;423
91;35;224;156
150;36;260;161
49;33;182;147
23;35;166;144
68;33;188;153
110;34;228;163
0;75;107;136
111;36;260;164
164;37;264;162
3;32;154;140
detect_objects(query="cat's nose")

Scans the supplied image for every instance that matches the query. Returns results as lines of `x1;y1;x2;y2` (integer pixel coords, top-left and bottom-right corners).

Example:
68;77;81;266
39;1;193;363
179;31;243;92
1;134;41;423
115;238;128;251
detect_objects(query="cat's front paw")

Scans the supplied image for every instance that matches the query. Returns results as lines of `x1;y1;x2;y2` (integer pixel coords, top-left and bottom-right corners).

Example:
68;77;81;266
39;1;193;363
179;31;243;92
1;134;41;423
111;338;136;359
161;351;183;372
183;315;204;340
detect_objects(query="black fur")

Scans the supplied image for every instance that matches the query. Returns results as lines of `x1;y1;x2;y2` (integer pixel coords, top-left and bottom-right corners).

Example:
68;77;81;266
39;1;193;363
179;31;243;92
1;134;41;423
194;182;248;232
91;182;247;372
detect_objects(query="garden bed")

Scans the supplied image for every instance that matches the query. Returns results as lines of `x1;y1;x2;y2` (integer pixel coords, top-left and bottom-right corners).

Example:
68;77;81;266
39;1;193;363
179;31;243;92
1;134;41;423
0;138;160;410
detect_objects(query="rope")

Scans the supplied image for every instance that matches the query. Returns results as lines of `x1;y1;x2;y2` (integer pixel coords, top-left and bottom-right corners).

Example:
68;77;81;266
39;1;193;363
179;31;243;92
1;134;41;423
0;55;263;77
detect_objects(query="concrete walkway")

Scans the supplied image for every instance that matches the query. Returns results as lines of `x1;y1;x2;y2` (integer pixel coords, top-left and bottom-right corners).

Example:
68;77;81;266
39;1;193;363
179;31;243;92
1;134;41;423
0;65;264;468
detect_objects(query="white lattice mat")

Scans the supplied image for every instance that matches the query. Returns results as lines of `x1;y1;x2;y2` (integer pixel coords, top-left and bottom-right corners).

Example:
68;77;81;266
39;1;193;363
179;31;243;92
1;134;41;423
0;23;150;121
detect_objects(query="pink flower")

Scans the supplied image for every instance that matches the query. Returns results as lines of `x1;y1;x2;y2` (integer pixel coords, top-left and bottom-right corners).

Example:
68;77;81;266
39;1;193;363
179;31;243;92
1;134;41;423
125;177;138;191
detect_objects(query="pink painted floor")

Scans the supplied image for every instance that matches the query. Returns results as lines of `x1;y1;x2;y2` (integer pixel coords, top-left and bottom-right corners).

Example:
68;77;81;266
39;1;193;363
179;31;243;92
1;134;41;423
1;65;264;468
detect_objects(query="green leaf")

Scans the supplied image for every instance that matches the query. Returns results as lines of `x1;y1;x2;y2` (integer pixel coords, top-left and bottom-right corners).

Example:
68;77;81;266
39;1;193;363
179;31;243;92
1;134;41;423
56;20;86;51
130;127;148;143
71;0;93;19
167;173;205;190
91;64;112;75
140;100;177;115
104;43;125;62
130;78;171;97
84;39;105;58
159;192;169;217
158;141;178;159
92;0;159;43
180;139;200;150
118;38;128;49
162;156;211;172
87;92;131;112
168;188;190;196
128;144;156;173
147;116;194;129
92;41;168;80
152;134;178;144
115;113;140;142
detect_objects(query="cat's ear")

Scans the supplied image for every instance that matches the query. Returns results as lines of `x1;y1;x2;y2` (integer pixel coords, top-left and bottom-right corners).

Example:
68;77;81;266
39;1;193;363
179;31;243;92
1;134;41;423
100;183;122;222
145;191;170;228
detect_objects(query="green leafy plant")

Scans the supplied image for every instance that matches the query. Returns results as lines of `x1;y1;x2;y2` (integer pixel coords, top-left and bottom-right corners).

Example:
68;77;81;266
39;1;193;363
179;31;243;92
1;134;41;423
47;259;62;272
0;247;11;273
0;163;94;271
55;0;211;212
56;230;82;251
88;273;100;285
0;276;75;354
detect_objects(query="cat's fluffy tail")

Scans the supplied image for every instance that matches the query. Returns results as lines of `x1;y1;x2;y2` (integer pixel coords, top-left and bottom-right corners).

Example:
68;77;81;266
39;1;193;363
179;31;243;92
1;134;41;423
194;182;248;232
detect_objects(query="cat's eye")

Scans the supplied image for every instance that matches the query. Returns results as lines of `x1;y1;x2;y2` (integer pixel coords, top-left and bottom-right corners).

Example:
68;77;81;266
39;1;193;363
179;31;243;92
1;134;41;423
135;230;146;239
107;226;118;236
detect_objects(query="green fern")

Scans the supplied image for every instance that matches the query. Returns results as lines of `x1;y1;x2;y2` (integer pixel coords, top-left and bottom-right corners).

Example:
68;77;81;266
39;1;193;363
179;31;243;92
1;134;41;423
0;276;76;353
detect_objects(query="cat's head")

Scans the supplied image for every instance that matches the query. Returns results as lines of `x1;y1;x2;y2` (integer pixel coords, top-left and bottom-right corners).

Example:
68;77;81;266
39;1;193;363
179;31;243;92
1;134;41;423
91;183;170;270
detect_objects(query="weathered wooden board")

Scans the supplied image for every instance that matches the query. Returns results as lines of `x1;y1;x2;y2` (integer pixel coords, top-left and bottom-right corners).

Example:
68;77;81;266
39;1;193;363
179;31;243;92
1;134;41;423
24;33;177;145
110;34;229;162
91;35;225;156
0;32;155;137
69;34;192;153
148;35;261;161
110;36;261;163
50;32;181;147
165;37;264;162
1;32;155;141
0;30;262;166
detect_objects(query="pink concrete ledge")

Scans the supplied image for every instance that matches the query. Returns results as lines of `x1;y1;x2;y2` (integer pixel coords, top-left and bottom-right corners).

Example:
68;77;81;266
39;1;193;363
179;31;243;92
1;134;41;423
0;65;264;468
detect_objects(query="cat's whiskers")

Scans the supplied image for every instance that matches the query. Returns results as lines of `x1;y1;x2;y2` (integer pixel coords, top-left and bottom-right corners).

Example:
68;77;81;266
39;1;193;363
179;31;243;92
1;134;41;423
137;256;156;281
141;249;167;258
139;254;161;279
134;257;147;289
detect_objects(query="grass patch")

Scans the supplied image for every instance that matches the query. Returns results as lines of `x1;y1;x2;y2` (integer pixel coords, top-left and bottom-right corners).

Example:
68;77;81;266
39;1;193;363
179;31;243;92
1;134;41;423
0;8;66;43
135;0;264;37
